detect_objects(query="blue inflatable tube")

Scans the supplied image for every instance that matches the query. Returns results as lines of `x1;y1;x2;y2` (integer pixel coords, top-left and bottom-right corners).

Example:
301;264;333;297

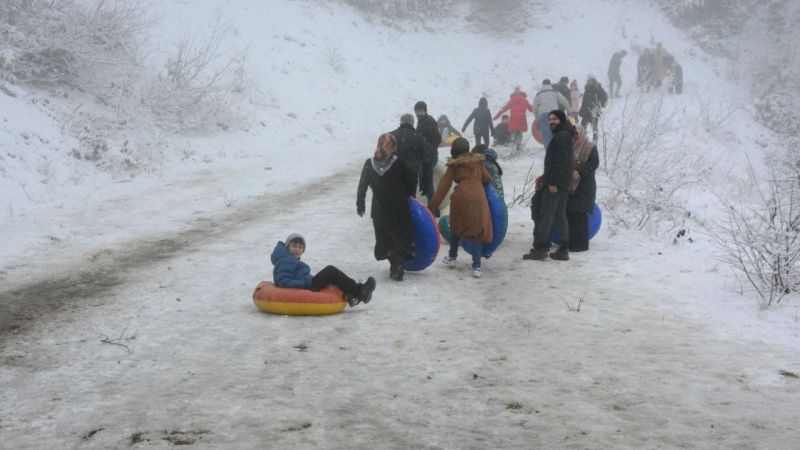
552;203;602;244
406;197;441;271
461;186;508;258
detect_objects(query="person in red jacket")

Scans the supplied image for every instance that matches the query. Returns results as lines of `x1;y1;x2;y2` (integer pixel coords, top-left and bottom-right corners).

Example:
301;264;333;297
494;87;533;154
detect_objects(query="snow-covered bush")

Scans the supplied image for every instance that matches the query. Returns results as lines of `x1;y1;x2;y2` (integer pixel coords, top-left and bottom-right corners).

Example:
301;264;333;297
340;0;457;21
145;19;251;133
601;93;707;231
710;156;800;308
0;0;150;90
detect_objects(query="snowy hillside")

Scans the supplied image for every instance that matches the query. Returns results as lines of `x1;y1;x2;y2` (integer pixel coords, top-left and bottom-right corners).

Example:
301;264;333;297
1;0;798;448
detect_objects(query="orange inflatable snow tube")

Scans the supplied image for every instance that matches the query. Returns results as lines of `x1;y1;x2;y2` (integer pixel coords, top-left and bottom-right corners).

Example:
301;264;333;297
252;281;347;316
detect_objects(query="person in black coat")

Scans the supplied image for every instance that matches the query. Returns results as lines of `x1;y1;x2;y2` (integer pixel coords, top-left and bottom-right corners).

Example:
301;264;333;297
493;114;511;146
637;49;655;92
391;113;427;195
607;50;627;98
579;76;608;142
461;97;495;147
414;101;441;202
554;76;571;104
524;110;575;261
357;133;417;281
566;124;599;252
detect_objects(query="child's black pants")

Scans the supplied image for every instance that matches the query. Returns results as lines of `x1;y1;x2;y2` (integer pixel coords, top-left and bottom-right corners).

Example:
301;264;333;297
311;265;358;296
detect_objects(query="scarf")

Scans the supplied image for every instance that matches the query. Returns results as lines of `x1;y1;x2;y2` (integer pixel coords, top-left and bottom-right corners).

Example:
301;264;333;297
371;133;398;176
570;124;595;191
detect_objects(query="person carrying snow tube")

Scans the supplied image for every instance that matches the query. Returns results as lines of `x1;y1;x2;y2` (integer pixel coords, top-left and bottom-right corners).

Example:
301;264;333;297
357;133;417;281
428;137;493;278
566;124;599;251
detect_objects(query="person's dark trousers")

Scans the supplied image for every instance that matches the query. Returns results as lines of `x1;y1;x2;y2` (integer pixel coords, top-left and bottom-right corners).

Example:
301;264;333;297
449;232;482;269
567;210;589;252
581;116;600;142
533;190;569;249
475;132;490;147
311;265;359;296
421;167;434;199
609;75;622;97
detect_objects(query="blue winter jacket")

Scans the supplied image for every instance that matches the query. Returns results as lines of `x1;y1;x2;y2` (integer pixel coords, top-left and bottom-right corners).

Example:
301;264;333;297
270;241;313;289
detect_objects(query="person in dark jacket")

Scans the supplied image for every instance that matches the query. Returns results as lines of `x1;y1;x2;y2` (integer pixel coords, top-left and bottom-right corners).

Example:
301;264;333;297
637;48;655;92
664;55;683;95
462;97;495;147
523;110;575;261
579;76;608;143
414;101;441;202
391;113;427;195
566;124;599;252
607;50;627;98
357;133;417;281
271;233;376;306
554;76;571;103
493;114;511;146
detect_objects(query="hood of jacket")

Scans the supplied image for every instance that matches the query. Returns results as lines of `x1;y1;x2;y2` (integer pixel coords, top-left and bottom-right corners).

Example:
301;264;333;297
271;241;297;266
447;152;485;166
478;97;488;109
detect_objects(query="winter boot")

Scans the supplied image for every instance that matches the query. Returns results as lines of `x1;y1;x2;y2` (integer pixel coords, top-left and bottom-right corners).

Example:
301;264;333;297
389;265;404;281
549;246;570;261
358;277;376;304
346;294;361;307
522;248;548;260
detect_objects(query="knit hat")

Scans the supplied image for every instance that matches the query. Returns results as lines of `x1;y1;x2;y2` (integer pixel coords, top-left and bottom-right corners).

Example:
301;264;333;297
414;101;427;112
542;79;551;85
587;74;597;81
285;233;306;248
451;137;470;158
549;109;567;124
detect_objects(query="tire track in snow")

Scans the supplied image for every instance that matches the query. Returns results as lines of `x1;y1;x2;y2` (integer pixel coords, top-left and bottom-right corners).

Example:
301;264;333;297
0;162;361;339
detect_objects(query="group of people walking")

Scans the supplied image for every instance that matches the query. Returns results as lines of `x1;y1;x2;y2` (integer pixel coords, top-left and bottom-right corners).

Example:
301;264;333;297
636;43;683;94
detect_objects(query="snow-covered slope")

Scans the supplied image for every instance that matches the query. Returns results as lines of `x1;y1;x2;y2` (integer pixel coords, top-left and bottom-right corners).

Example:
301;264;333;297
1;1;798;448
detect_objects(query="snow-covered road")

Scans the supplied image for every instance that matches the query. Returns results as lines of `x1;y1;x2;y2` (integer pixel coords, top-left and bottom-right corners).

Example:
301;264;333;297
2;154;798;449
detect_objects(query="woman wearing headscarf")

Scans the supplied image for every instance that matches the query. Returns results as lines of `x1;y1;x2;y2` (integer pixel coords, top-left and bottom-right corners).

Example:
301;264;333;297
357;133;417;281
566;124;599;252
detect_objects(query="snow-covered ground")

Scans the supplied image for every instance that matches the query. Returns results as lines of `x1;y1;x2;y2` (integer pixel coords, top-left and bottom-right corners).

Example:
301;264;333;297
1;0;798;448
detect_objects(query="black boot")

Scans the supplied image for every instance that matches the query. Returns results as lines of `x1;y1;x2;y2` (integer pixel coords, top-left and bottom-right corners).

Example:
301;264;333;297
346;294;361;307
549;246;570;261
523;247;548;260
358;277;376;304
390;265;404;281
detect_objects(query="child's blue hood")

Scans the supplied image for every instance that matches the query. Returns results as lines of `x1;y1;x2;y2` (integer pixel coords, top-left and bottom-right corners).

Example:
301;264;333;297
270;241;296;265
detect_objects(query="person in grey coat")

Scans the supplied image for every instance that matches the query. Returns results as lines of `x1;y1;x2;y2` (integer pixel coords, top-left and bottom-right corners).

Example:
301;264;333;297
532;79;571;147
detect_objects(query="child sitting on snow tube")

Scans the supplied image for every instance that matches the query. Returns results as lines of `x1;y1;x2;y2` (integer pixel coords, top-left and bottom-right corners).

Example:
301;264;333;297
271;233;376;306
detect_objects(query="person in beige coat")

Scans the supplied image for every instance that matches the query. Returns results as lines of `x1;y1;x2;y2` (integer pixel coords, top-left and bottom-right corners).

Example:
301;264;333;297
429;137;493;278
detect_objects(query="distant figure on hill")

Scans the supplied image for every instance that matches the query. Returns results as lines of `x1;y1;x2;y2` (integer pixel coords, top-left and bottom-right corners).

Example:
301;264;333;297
462;97;495;147
493;114;511;146
532;79;571;147
607;49;627;98
664;55;683;95
554;76;571;103
569;80;582;123
414;101;441;203
579;75;608;143
652;42;668;88
493;87;533;154
437;115;461;145
637;48;655;92
390;113;427;196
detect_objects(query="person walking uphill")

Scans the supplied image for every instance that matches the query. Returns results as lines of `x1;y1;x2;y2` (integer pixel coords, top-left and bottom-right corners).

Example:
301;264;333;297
429;138;493;278
523;110;575;261
532;79;571;147
579;76;608;143
357;134;417;281
414;101;441;202
271;234;376;307
494;87;533;154
566;124;599;252
391;113;427;195
607;49;627;98
462;97;495;147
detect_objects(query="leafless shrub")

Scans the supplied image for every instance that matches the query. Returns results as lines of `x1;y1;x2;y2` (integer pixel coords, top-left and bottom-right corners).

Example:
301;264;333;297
507;160;537;208
601;92;708;231
709;156;800;308
325;42;346;74
145;17;250;133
